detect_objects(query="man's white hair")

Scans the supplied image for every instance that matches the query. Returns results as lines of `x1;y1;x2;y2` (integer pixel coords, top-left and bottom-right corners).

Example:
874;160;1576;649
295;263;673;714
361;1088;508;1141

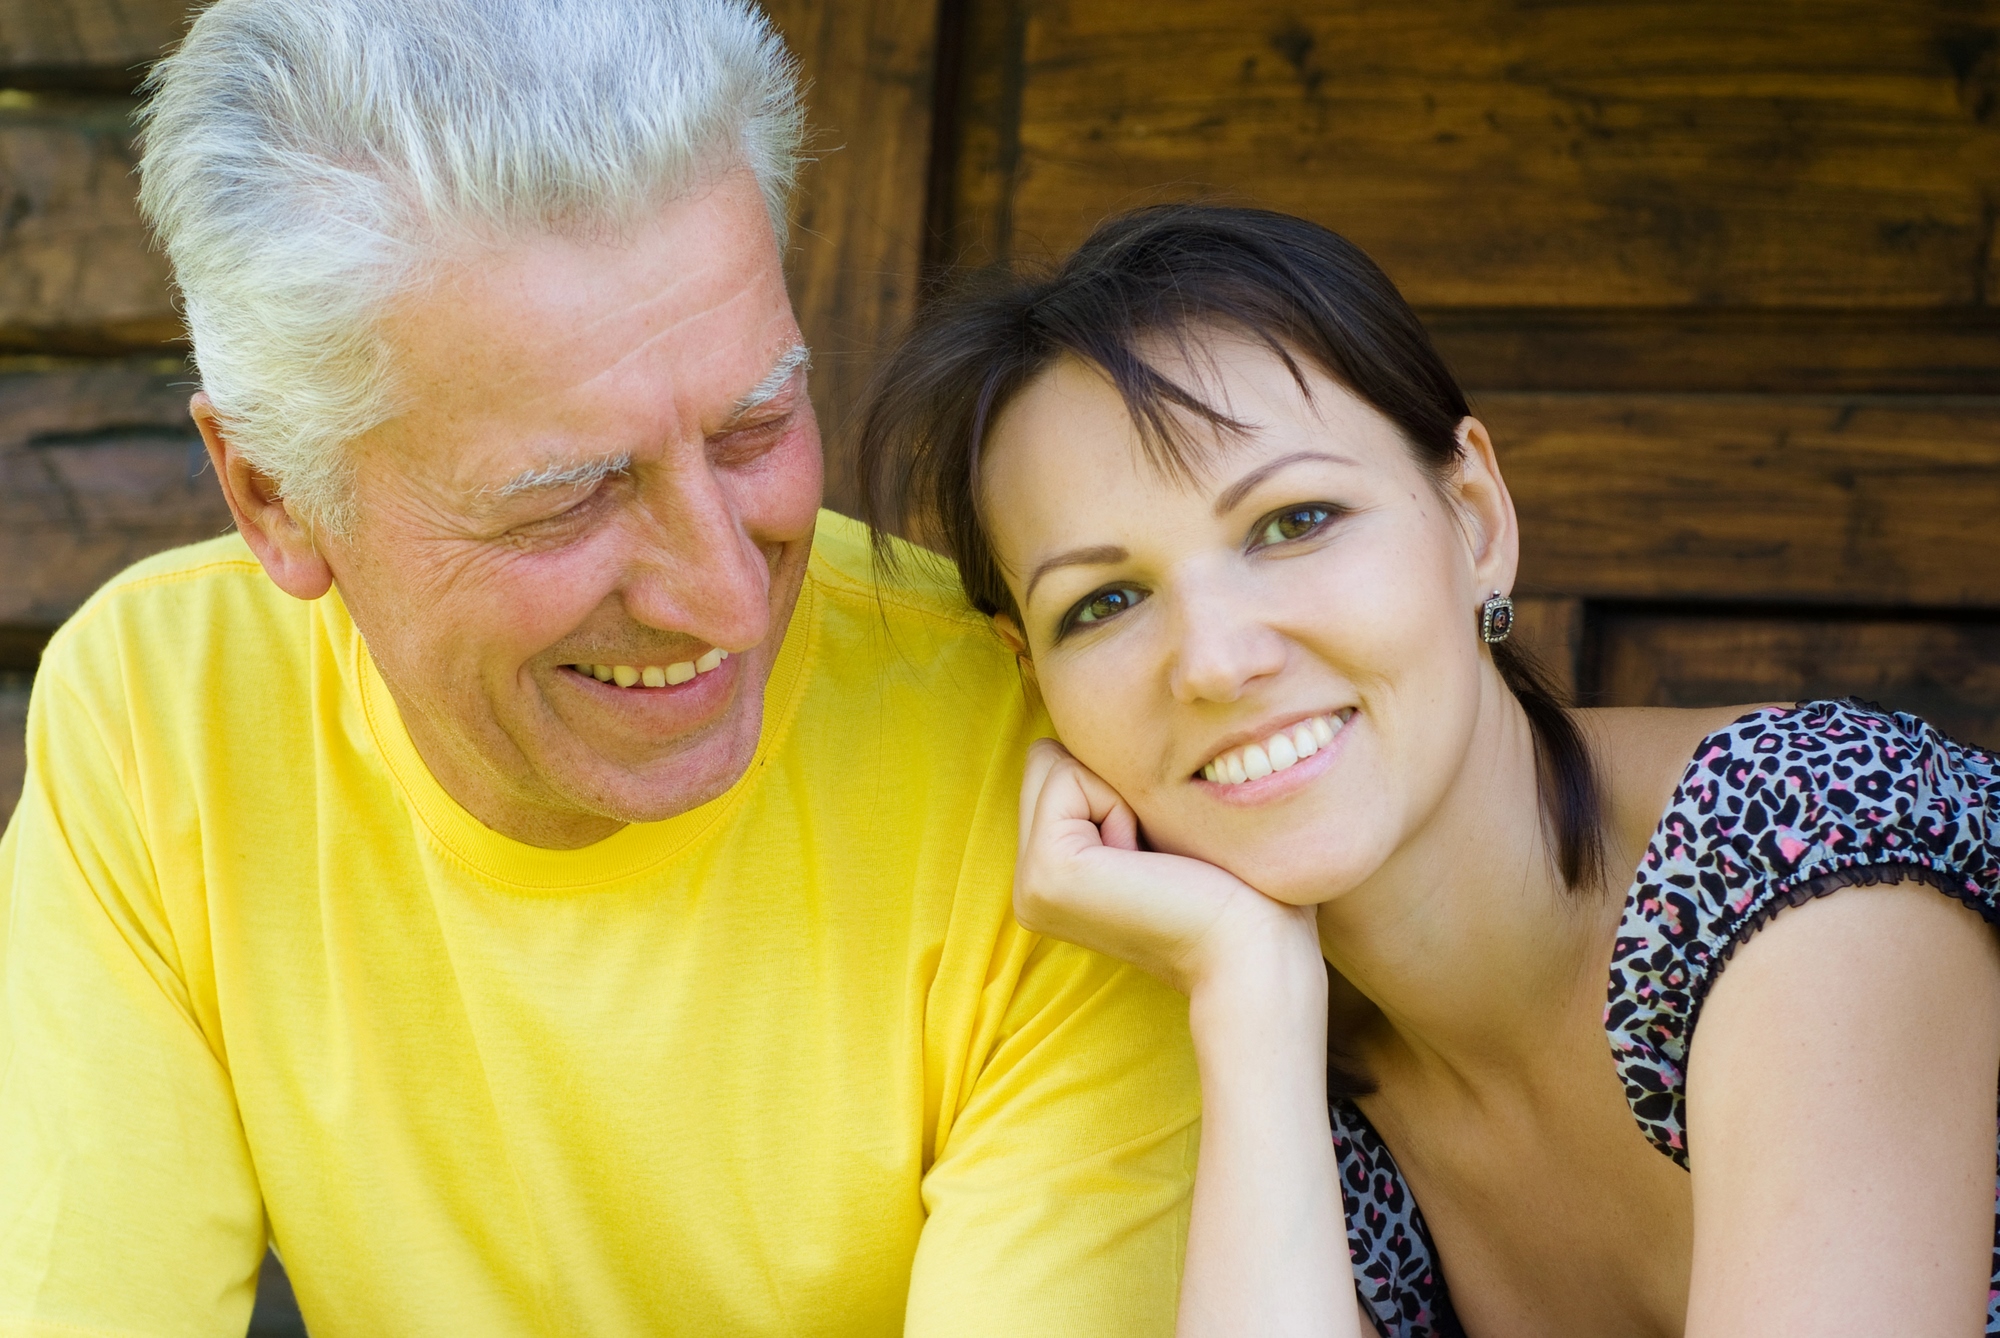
136;0;804;533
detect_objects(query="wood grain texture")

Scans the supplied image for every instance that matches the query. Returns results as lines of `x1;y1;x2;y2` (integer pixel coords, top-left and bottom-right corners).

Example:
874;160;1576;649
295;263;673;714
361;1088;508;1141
1590;609;2000;749
0;95;178;350
0;358;230;627
0;671;26;826
927;0;1026;278
1432;308;2000;396
1508;595;1584;700
1485;392;2000;607
762;0;939;516
991;0;2000;309
0;0;190;84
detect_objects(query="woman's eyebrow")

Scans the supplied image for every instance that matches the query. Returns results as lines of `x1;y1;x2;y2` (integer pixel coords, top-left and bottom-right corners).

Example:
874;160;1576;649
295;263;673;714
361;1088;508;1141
1024;544;1129;605
1212;450;1358;515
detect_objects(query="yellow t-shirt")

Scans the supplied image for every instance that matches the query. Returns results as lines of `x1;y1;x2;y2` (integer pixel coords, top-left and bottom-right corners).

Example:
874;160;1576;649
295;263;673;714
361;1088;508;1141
0;512;1198;1338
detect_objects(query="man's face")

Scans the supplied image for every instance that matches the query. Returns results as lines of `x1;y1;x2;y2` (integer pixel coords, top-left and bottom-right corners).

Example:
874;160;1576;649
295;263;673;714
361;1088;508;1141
321;171;822;848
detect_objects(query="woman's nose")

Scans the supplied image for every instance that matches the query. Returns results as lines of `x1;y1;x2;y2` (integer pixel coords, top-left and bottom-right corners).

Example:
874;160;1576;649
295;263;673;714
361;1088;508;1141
1164;585;1287;705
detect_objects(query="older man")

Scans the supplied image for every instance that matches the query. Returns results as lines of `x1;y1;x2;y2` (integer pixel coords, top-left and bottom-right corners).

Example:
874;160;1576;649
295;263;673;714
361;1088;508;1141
0;1;1197;1333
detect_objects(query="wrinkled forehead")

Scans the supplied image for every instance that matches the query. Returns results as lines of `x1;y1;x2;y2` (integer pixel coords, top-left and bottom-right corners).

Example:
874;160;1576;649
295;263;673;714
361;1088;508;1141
362;172;803;490
397;176;792;407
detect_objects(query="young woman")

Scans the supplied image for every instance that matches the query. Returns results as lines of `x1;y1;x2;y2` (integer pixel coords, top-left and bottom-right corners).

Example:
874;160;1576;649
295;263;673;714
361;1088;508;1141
857;205;2000;1337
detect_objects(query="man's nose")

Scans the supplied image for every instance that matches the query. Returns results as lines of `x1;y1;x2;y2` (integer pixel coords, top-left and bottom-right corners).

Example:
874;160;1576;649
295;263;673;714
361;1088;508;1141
1163;580;1287;706
619;465;773;651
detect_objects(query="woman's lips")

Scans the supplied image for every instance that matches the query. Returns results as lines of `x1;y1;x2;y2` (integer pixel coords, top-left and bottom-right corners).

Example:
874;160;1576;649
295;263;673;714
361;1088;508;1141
1198;708;1351;785
1193;708;1354;803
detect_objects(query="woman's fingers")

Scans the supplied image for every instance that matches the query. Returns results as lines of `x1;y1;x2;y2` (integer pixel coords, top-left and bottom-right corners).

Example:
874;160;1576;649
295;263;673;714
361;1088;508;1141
1015;750;1255;989
1017;737;1072;855
1014;738;1324;994
1029;748;1142;854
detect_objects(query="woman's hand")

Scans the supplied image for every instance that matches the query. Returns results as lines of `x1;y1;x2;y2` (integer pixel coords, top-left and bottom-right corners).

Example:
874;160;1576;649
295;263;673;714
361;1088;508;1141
1015;740;1362;1338
1014;737;1321;999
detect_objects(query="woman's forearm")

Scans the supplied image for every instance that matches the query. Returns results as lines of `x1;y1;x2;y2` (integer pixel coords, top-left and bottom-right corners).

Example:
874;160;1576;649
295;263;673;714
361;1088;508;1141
1176;952;1361;1338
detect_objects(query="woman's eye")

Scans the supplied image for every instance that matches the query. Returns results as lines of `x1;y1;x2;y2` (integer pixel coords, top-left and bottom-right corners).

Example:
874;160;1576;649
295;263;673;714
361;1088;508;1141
1255;504;1334;547
1069;585;1146;627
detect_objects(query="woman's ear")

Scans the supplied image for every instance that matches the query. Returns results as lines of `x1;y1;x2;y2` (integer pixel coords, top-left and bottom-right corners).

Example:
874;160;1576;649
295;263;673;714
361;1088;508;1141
1448;416;1521;599
192;392;336;601
991;611;1037;681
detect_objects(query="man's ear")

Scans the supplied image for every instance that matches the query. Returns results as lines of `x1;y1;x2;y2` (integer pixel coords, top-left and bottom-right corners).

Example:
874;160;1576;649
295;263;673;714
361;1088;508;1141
192;392;335;601
1447;416;1521;601
991;611;1037;681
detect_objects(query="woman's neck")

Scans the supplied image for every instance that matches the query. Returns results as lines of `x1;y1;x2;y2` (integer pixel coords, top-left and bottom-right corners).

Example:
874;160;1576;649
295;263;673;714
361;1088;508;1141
1314;682;1626;1088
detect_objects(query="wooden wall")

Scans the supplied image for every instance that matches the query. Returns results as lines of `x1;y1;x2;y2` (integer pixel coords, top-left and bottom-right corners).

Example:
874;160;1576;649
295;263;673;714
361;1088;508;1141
4;0;1999;826
1;0;1996;1326
922;0;2000;748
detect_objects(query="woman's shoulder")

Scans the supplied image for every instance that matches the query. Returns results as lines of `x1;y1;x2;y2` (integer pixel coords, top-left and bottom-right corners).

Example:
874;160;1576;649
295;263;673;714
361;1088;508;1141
1588;700;1996;895
1646;699;1995;901
1602;698;1998;1163
1581;704;1786;868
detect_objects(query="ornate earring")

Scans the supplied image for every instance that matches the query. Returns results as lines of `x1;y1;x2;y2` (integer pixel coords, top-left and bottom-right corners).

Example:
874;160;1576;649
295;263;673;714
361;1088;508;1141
1479;590;1514;644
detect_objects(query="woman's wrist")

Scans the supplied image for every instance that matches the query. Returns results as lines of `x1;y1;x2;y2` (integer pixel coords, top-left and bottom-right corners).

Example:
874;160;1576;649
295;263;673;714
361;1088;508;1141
1185;924;1330;1060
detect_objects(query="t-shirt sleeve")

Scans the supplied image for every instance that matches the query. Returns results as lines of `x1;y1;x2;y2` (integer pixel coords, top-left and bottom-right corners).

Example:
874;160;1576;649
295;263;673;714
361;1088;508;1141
0;668;265;1337
903;929;1200;1338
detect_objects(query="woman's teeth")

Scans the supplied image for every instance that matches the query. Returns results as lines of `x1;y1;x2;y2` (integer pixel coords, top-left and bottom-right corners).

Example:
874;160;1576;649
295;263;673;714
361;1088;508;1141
570;648;727;689
1200;712;1345;786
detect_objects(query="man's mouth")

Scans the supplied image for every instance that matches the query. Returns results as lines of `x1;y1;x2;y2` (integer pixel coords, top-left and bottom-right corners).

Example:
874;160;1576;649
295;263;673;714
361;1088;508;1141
564;648;727;688
1198;709;1352;786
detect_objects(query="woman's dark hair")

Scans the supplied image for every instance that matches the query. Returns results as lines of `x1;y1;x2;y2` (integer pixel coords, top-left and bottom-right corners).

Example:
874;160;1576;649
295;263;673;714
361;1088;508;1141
856;203;1603;894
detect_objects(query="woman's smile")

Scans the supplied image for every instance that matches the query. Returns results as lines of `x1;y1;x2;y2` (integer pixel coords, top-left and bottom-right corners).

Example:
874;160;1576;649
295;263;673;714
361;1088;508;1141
1194;708;1353;802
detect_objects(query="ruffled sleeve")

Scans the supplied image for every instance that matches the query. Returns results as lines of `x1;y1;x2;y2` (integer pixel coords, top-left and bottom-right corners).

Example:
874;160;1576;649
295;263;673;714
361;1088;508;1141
1604;699;2000;1168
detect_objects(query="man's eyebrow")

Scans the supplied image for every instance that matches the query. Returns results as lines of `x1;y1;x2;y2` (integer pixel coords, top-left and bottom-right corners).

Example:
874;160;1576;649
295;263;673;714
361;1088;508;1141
481;344;809;499
489;451;633;498
722;341;812;426
1213;450;1358;515
1024;544;1129;606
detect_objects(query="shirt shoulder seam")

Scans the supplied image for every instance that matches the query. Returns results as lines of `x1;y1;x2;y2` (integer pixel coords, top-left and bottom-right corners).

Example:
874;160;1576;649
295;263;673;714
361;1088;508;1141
45;556;270;658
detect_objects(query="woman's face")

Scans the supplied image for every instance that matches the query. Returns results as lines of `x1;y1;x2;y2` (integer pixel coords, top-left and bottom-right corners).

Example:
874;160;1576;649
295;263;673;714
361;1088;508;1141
981;338;1519;905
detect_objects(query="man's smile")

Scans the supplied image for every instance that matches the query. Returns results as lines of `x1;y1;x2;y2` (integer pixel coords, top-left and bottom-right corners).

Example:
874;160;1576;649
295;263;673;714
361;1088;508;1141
564;647;728;687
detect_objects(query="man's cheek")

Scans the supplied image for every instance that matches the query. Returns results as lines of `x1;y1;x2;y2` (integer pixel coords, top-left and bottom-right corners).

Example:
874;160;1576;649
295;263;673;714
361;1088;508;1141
476;555;619;666
747;424;824;535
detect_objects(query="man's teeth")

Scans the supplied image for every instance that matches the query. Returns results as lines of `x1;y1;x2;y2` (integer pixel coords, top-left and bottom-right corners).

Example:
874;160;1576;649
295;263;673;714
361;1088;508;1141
1200;713;1344;786
573;649;728;689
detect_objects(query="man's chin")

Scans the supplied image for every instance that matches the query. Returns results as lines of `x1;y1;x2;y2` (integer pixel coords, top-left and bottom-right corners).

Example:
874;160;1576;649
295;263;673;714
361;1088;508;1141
544;717;765;827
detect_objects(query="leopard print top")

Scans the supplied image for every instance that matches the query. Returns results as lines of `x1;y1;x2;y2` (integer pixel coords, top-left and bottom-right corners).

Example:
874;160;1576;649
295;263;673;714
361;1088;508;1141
1336;700;2000;1337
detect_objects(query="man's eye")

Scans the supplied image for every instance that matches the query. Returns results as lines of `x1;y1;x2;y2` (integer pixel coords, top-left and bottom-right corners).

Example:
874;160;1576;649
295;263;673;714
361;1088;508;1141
1069;585;1146;628
505;488;609;544
1255;504;1335;547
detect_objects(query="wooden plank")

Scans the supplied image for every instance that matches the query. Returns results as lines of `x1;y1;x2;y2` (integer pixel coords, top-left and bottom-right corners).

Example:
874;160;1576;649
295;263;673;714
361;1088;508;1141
1430;308;2000;397
0;94;179;351
761;0;939;517
1508;595;1583;700
0;358;231;627
0;0;189;87
1590;609;2000;751
926;0;1028;280
987;0;2000;309
0;670;26;826
1485;392;2000;607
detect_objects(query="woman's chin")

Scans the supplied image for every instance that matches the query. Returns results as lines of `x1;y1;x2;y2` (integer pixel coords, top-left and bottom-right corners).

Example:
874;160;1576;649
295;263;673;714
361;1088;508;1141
1143;822;1378;909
